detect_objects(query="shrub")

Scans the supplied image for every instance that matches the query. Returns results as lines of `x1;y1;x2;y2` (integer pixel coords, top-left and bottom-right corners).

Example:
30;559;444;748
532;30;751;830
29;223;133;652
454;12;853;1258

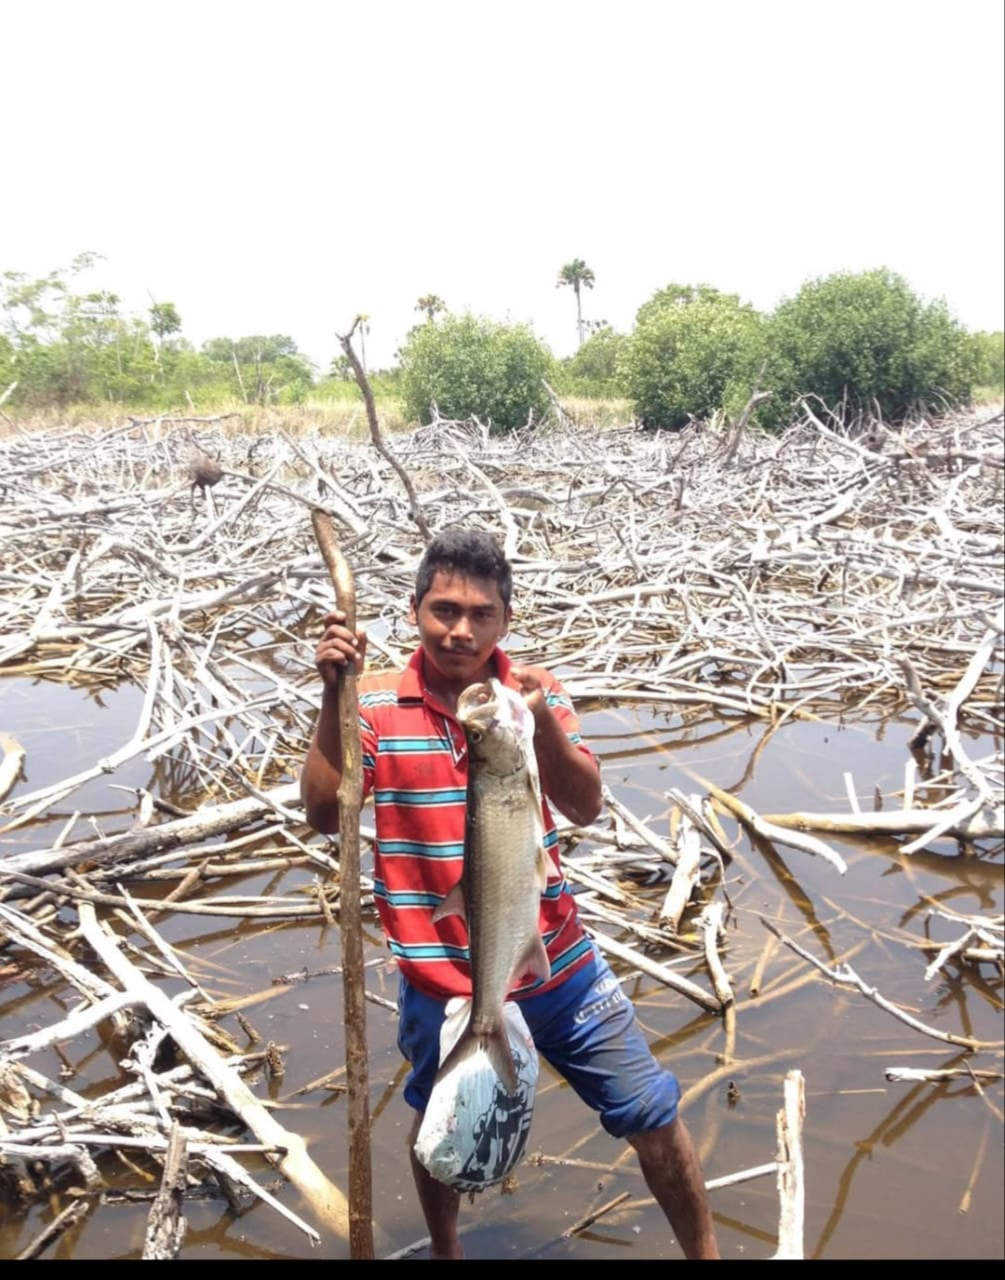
972;331;1004;392
634;283;735;328
398;314;554;431
619;287;765;428
555;326;628;397
762;268;979;424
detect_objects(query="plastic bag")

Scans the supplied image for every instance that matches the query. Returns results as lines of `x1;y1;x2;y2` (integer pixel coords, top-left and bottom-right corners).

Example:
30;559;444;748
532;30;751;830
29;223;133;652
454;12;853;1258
414;996;539;1192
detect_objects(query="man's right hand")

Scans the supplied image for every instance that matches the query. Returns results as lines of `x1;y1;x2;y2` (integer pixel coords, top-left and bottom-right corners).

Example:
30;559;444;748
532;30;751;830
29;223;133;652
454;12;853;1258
315;610;367;688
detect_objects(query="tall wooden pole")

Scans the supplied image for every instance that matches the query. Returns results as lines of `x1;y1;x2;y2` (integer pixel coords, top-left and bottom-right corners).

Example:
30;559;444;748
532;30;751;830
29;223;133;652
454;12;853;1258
310;509;374;1259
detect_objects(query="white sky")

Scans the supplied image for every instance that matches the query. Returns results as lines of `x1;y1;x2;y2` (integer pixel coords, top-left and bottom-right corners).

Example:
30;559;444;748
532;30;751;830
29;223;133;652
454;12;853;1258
5;0;1003;372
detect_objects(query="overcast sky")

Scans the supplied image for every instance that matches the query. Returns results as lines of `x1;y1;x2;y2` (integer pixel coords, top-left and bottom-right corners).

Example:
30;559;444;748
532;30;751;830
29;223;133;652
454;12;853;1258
5;0;1003;372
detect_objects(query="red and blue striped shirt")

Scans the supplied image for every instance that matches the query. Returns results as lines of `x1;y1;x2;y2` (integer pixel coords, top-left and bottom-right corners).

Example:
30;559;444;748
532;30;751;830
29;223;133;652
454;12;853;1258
359;646;596;1001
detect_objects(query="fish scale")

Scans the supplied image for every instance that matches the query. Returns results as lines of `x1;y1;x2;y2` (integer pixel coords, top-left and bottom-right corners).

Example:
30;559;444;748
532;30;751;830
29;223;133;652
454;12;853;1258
431;678;552;1093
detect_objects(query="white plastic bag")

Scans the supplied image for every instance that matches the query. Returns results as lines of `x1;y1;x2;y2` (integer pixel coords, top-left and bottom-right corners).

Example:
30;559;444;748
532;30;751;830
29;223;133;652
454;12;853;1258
414;996;539;1192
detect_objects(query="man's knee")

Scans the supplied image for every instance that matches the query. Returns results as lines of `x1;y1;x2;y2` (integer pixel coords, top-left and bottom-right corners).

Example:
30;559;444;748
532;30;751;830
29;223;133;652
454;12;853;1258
627;1116;686;1165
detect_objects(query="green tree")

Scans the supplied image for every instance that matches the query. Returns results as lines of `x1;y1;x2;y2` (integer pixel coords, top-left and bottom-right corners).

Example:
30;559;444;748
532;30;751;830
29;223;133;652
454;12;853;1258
558;325;628;396
620;287;764;428
415;294;446;323
398;313;554;431
202;334;314;404
972;330;1004;391
0;254;105;405
635;283;732;328
763;268;978;423
557;258;595;348
0;252;100;342
0;333;15;390
44;288;159;404
149;300;182;348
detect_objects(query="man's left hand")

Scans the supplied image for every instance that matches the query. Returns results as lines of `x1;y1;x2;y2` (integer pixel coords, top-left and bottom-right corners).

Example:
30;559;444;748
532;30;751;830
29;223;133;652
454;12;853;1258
510;666;547;720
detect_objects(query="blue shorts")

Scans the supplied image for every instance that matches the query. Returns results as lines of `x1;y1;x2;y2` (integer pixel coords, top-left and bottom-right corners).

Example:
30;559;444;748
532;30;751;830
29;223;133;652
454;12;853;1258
396;944;681;1139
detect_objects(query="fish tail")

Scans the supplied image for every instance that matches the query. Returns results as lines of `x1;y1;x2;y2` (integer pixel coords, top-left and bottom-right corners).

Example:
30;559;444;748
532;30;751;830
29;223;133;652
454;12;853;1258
434;1018;518;1095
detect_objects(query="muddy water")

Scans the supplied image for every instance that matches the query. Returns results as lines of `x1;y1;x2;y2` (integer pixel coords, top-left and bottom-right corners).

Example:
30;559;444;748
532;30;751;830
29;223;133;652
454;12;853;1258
0;677;1002;1261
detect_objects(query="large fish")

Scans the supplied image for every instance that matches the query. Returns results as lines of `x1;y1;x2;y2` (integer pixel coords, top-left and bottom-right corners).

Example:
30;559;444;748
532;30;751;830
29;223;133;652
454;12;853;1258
431;678;552;1094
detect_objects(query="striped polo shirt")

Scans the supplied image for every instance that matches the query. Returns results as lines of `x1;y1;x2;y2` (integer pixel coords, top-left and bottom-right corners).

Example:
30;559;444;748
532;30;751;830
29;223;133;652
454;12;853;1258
359;646;596;1002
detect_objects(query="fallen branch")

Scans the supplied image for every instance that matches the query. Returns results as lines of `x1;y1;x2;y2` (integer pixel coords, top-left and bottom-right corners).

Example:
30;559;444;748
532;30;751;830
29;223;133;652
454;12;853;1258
142;1121;189;1260
773;1069;806;1260
0;733;26;803
884;1066;1003;1083
76;901;351;1245
760;917;1002;1051
587;928;722;1014
698;778;848;875
15;1197;90;1261
2;782;302;878
758;806;1004;843
659;800;702;928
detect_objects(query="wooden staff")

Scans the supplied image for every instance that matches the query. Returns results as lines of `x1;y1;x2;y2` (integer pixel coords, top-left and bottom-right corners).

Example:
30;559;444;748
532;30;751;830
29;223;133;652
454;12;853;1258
311;508;374;1259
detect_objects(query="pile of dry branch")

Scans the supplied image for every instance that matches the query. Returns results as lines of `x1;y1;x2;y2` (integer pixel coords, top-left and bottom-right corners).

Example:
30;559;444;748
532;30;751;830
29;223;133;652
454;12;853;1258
1;400;1002;1257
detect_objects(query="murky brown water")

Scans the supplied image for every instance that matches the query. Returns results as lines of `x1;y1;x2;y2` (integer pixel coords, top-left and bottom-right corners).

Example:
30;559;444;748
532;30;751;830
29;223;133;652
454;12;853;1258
1;674;1002;1260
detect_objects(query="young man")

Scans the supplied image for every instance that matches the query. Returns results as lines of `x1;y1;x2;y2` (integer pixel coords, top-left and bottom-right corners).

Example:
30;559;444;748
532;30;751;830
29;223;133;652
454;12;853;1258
301;528;720;1260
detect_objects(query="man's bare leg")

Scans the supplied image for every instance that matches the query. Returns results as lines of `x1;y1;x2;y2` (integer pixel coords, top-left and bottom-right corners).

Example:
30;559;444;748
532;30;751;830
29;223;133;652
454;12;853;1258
408;1111;464;1259
628;1116;720;1259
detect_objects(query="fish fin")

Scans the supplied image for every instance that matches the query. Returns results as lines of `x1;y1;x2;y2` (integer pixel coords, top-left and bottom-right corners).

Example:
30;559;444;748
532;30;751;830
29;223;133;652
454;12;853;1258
431;881;467;925
512;931;551;986
434;1019;518;1095
535;842;553;891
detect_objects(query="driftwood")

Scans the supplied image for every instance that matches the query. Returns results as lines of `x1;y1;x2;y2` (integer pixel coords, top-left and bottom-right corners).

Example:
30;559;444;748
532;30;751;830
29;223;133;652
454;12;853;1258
587;929;722;1014
698;777;849;874
74;902;349;1243
773;1070;806;1260
0;734;25;803
142;1121;189;1259
885;1066;1003;1084
659;795;703;928
761;917;1002;1051
15;1198;90;1261
757;805;1004;842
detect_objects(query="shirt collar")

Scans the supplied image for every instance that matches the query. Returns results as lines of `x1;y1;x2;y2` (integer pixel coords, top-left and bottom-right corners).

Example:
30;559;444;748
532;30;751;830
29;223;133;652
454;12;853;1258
398;646;516;706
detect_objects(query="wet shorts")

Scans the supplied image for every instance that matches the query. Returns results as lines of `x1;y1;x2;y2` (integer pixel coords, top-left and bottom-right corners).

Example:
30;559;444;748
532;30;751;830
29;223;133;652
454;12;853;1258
396;943;681;1139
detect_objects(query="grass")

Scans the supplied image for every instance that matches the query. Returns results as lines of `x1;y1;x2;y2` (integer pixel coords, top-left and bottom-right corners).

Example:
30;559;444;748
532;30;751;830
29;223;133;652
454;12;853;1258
2;396;410;439
556;395;635;428
3;393;633;439
5;387;998;442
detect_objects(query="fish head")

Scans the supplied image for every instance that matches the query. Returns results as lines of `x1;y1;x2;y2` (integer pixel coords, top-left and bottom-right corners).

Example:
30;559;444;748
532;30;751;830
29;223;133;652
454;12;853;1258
457;678;533;775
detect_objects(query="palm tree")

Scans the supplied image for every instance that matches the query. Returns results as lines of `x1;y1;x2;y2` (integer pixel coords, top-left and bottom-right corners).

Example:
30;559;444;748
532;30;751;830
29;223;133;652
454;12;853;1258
557;259;595;348
415;294;446;323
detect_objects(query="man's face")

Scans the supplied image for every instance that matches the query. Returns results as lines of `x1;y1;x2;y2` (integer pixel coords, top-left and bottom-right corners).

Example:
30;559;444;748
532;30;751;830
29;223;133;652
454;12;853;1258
410;571;511;687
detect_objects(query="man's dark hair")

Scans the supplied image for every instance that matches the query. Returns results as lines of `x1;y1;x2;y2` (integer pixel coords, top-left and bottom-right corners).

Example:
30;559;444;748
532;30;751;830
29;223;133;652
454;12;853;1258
414;528;512;608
